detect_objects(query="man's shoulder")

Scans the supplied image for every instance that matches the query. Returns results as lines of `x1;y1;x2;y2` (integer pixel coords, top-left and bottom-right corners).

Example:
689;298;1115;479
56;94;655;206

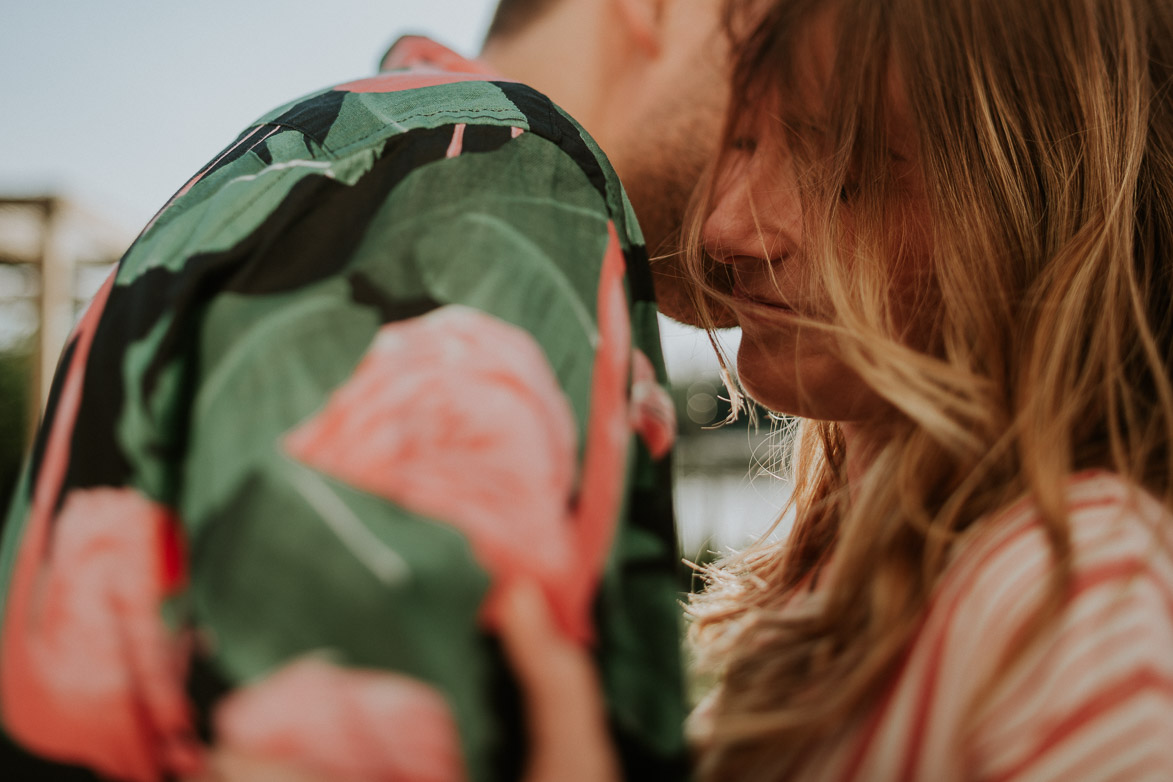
248;75;524;152
129;73;644;284
227;74;640;246
249;76;596;177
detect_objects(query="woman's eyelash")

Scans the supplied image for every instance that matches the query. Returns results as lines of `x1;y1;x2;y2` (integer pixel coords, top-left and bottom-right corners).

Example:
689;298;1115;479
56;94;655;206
730;136;758;153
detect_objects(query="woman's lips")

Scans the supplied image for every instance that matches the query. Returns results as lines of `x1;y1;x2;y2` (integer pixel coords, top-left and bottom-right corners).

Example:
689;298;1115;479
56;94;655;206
731;283;797;314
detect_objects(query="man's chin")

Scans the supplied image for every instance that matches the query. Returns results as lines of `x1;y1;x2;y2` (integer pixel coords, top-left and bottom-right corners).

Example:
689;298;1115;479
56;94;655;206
654;287;739;329
647;256;739;328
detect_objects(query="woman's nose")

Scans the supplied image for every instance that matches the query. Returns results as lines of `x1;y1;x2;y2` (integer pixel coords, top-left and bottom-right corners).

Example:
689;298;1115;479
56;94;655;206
701;155;802;264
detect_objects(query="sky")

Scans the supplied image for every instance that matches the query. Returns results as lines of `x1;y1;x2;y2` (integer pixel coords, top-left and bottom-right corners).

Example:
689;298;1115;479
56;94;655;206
1;1;497;231
0;0;734;378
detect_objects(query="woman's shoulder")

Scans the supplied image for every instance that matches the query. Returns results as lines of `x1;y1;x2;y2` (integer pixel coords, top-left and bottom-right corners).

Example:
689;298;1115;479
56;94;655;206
790;473;1173;780
930;471;1173;674
944;470;1173;608
727;473;1173;781
917;470;1173;779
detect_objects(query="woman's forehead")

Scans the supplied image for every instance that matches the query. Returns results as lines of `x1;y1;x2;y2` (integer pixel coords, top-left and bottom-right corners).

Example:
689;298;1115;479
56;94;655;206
787;6;839;119
767;5;916;152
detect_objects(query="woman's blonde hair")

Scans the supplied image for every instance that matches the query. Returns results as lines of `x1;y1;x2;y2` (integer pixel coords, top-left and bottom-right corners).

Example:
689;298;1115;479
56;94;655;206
687;0;1173;778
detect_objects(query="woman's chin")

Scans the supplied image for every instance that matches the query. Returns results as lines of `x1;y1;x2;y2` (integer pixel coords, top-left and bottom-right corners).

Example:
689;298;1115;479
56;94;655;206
736;342;885;423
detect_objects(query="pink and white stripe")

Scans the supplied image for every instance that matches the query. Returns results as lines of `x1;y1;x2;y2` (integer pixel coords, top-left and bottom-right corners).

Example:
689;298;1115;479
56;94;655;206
793;472;1173;781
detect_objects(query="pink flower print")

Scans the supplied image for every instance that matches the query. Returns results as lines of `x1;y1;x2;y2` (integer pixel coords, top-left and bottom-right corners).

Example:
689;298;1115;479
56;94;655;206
213;656;465;782
286;223;640;646
285;306;582;635
629;349;676;460
0;487;200;781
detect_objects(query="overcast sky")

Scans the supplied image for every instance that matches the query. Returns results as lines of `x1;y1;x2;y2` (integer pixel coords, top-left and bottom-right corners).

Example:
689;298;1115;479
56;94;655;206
1;1;498;230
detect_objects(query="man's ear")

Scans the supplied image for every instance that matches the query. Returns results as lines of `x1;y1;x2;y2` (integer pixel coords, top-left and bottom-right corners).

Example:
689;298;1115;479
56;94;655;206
613;0;668;56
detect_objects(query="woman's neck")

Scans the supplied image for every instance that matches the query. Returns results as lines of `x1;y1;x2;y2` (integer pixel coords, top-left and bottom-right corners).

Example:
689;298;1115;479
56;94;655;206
840;422;886;497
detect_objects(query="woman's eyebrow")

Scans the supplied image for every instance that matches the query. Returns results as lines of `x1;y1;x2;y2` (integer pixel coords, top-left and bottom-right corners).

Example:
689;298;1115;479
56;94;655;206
781;114;914;161
775;110;831;136
773;115;835;149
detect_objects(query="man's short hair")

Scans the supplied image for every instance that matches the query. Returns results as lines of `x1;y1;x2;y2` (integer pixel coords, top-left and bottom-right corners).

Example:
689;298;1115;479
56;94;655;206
485;0;561;41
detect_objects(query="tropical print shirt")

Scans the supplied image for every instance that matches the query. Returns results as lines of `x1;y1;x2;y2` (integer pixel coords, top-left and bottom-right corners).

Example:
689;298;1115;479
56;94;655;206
0;37;688;782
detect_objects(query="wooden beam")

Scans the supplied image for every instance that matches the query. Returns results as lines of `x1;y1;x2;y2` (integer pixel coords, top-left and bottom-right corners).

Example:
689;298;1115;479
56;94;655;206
36;198;76;416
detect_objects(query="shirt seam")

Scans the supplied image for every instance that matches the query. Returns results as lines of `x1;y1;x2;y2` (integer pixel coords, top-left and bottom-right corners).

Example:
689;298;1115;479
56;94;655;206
251;109;532;158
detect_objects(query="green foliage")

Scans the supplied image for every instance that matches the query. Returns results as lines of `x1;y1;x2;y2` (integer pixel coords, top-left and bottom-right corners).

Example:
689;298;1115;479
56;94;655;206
0;351;31;515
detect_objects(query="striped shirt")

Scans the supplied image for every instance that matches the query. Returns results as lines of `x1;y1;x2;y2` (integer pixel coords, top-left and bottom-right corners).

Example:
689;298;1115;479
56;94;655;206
696;472;1173;781
817;471;1173;781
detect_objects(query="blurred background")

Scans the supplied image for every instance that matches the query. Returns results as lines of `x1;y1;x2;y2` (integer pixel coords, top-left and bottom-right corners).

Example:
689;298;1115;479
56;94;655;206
0;0;792;568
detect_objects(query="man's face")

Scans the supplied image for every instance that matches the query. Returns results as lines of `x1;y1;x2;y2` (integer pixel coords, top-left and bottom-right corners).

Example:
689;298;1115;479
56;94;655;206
607;0;737;322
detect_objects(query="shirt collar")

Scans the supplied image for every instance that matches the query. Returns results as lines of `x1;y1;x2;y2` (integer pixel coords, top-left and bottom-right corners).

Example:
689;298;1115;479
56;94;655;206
379;35;501;79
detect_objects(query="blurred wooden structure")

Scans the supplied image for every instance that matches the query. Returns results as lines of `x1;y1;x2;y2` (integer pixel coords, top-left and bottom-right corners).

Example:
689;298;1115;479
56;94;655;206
0;196;128;437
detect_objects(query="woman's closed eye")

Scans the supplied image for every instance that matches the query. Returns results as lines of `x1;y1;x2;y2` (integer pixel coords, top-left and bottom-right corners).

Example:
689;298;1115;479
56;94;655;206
728;136;759;154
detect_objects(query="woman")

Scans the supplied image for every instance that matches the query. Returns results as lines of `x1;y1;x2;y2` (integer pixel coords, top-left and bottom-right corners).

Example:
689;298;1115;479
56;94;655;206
507;0;1173;779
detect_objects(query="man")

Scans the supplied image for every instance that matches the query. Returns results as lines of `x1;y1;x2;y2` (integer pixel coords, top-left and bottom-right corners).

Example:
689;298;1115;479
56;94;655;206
0;0;734;779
